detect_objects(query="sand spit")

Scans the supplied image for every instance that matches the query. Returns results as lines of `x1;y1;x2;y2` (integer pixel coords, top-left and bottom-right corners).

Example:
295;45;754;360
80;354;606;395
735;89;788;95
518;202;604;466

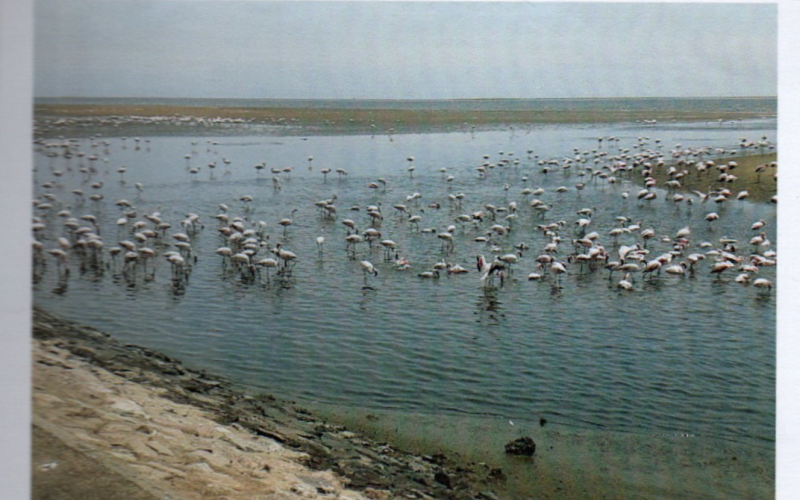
34;103;775;137
646;152;777;203
32;308;504;500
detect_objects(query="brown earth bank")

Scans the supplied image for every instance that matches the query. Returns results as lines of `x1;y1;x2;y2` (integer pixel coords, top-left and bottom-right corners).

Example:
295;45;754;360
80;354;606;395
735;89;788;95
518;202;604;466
33;103;775;137
31;307;510;500
637;152;777;204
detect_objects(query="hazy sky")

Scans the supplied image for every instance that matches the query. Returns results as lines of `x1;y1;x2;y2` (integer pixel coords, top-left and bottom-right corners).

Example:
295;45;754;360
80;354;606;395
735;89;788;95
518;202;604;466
35;1;777;99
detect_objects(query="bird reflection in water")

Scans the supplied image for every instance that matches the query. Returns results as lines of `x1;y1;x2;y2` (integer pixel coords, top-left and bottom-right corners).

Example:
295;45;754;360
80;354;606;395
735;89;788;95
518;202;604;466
52;279;69;296
475;287;505;324
170;280;187;299
359;286;377;312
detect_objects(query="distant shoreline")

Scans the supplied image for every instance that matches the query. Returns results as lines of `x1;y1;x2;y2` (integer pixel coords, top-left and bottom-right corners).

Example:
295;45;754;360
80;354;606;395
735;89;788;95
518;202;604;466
34;99;777;137
34;96;778;104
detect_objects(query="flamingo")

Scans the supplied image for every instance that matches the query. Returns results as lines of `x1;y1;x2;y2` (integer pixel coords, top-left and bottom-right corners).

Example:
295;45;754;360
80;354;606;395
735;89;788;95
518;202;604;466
640;228;655;247
750;232;769;250
278;209;298;236
477;255;501;282
710;261;734;278
437;232;455;253
408;214;422;230
216;247;233;263
363;228;381;249
122;251;139;273
418;270;441;279
664;263;687;276
345;234;364;258
527;268;544;280
257;258;279;282
342;219;358;234
360;260;378;286
642;259;662;278
166;253;188;281
48;249;69;274
433;259;449;271
273;243;298;274
550;261;567;283
498;253;520;274
316;236;325;255
753;278;773;292
447;263;469;274
380;240;398;261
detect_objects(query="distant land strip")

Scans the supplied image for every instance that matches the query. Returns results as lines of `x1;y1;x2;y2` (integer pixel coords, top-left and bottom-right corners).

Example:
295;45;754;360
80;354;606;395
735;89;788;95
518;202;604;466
34;104;775;129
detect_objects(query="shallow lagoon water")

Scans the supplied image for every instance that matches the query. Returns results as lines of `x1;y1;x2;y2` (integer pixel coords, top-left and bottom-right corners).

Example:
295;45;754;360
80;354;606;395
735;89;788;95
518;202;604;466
33;118;776;497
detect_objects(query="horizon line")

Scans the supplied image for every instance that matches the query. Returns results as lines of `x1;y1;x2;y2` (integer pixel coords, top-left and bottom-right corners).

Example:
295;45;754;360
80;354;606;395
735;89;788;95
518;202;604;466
35;95;779;102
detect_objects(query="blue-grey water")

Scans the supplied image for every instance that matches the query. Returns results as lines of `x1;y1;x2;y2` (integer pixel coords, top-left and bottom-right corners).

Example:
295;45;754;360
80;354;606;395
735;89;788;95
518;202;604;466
31;112;776;497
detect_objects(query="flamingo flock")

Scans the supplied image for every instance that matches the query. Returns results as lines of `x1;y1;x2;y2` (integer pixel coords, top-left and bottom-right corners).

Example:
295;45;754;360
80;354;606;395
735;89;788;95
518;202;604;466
31;119;777;306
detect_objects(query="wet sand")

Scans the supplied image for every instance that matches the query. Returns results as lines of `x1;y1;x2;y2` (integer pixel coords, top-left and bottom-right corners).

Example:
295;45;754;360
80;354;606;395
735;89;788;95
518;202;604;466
34;102;775;136
646;152;777;203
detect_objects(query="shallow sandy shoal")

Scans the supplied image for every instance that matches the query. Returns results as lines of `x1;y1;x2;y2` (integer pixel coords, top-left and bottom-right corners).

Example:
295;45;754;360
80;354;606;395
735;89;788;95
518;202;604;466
34;103;774;128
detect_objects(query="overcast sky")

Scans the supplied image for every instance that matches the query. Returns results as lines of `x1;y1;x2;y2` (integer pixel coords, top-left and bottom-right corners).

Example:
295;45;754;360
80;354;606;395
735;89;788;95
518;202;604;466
34;1;776;99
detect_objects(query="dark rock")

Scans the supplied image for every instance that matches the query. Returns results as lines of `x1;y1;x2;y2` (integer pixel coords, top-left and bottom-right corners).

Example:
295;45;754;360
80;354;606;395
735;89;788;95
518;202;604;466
423;453;447;465
434;471;452;489
488;468;506;482
504;437;536;456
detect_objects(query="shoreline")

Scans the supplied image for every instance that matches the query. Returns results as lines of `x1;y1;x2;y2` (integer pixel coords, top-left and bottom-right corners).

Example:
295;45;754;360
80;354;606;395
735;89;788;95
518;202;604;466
32;307;505;500
32;307;775;500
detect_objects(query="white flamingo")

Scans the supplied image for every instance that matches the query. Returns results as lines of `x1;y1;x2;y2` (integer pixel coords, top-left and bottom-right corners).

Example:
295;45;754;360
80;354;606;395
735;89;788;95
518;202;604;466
278;209;298;236
360;260;378;286
257;258;279;282
753;278;772;292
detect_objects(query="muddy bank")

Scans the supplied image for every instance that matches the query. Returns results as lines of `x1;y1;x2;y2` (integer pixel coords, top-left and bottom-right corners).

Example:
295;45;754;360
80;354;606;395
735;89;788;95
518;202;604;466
641;152;777;204
32;307;508;500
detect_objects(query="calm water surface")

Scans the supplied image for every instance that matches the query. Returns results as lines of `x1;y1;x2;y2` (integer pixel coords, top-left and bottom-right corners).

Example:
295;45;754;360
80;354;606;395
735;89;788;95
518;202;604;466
32;118;776;496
